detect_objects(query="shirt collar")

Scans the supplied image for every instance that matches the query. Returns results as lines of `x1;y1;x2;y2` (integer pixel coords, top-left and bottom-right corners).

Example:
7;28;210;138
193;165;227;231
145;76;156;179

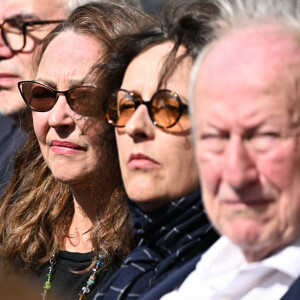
199;235;300;279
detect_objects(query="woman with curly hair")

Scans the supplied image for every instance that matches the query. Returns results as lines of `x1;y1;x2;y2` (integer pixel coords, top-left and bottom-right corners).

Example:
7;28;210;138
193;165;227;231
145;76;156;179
0;2;154;299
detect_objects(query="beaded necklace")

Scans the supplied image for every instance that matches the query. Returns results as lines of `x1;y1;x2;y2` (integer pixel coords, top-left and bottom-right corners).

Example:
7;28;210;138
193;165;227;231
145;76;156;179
42;251;104;300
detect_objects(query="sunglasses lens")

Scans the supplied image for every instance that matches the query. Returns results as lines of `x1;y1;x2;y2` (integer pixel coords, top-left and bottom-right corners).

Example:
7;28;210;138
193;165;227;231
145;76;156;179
67;87;97;116
152;91;181;128
22;82;55;112
105;90;135;126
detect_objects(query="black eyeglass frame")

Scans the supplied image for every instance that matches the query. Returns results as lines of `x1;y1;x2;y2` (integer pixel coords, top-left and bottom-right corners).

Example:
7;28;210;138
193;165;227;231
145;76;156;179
0;18;64;52
104;88;188;129
18;80;98;115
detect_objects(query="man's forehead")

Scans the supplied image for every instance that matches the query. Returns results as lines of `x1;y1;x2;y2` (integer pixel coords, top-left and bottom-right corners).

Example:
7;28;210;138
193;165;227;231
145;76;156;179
0;0;67;20
196;24;300;96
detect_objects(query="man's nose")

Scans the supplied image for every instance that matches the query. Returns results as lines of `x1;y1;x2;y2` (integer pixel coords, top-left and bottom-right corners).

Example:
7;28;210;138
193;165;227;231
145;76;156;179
0;27;14;58
222;135;259;189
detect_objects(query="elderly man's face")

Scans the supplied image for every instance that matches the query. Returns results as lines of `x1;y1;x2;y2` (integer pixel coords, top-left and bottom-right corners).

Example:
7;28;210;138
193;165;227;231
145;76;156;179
0;0;66;115
193;25;300;262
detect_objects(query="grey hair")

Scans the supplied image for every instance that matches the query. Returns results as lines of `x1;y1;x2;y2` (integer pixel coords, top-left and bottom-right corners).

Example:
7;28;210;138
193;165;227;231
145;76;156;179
66;0;142;12
214;0;300;32
189;0;300;144
189;41;217;146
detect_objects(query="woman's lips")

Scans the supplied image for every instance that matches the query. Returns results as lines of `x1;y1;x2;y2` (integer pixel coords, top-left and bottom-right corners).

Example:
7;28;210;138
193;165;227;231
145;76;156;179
128;153;160;169
50;140;85;154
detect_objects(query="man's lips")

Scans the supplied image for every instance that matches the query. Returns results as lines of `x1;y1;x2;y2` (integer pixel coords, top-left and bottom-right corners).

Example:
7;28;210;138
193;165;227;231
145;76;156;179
50;140;85;154
223;198;274;207
128;153;160;169
0;73;19;86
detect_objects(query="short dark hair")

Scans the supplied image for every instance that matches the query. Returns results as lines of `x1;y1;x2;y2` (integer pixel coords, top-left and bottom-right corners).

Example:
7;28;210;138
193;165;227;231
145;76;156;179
95;0;219;98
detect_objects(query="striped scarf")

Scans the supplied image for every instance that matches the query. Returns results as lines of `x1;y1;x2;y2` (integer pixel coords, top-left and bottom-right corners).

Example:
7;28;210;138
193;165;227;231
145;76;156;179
94;190;218;300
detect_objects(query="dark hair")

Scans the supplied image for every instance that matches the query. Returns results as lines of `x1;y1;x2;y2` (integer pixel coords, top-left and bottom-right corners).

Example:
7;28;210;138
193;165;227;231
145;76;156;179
95;0;219;99
0;2;155;272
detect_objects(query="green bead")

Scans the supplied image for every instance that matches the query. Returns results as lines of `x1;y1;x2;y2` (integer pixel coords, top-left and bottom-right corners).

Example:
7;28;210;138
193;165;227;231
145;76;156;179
44;281;51;290
46;274;53;280
87;278;94;285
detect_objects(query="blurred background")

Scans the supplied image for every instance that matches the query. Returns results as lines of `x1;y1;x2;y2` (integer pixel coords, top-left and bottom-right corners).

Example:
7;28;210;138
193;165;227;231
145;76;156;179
139;0;212;15
140;0;165;14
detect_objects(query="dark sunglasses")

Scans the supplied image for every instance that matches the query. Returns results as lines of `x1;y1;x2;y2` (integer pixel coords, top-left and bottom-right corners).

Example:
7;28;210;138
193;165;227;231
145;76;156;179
0;18;64;52
18;81;98;116
104;88;188;129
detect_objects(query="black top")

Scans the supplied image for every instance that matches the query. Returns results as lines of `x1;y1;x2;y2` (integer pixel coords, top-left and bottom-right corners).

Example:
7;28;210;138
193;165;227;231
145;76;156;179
35;251;119;300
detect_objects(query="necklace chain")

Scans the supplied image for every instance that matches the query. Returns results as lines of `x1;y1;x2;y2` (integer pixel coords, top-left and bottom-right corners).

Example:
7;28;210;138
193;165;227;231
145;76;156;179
42;251;104;300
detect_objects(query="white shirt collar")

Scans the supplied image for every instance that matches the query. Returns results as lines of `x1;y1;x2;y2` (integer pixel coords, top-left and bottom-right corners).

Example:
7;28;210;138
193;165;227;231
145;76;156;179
198;235;300;280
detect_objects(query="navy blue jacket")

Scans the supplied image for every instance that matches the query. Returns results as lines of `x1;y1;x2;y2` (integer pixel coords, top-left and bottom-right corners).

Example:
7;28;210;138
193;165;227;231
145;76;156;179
0;114;27;195
140;254;201;300
281;275;300;299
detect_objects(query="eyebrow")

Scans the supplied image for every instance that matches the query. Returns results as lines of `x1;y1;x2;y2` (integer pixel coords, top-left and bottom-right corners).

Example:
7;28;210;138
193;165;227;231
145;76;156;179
68;79;89;89
7;13;40;21
34;78;56;89
34;78;91;90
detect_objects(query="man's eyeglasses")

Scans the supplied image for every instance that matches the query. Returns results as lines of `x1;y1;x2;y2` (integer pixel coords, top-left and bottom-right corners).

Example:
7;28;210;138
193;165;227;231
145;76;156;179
18;81;99;116
0;18;64;52
104;88;188;129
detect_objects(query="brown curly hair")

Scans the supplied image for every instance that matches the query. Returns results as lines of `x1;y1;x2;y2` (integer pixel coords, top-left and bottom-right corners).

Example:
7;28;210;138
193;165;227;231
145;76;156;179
0;2;155;272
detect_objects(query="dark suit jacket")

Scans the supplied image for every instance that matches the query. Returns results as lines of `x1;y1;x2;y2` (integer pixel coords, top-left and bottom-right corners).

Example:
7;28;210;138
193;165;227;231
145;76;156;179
0;114;27;195
281;275;300;299
140;254;202;300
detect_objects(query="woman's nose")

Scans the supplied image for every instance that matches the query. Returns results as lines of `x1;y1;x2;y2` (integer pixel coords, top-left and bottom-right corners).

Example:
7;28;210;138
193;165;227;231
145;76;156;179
48;95;75;129
124;105;155;140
